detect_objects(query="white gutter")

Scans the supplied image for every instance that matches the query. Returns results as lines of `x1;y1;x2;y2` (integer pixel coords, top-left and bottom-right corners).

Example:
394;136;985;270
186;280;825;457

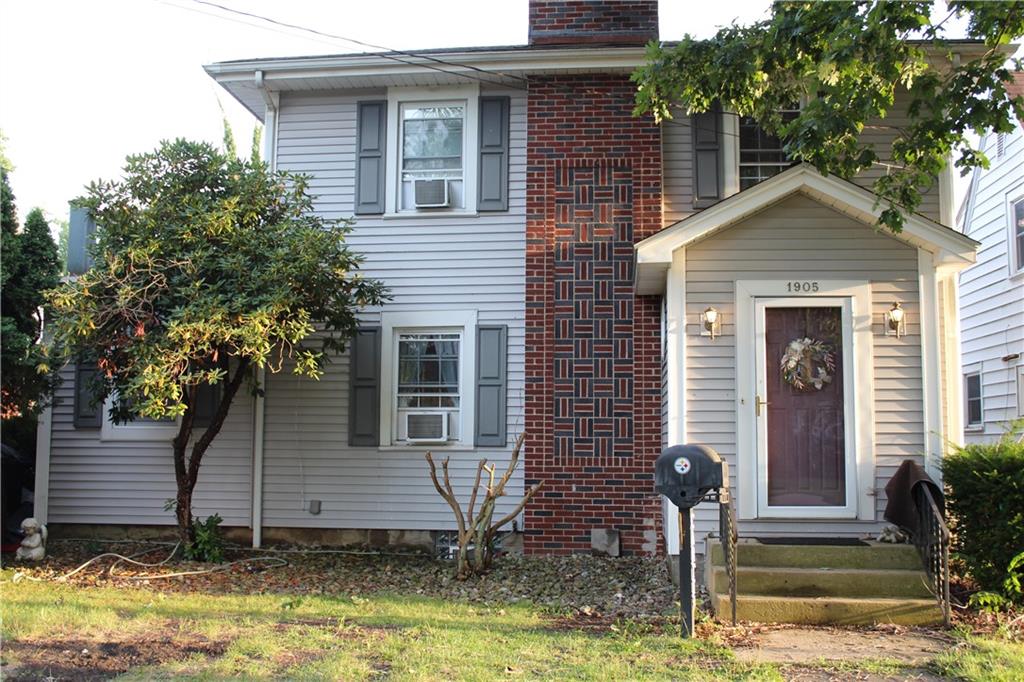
204;45;648;81
250;71;277;549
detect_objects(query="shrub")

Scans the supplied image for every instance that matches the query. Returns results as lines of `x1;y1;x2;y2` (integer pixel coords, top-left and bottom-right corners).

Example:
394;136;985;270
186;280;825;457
185;513;225;564
943;423;1024;604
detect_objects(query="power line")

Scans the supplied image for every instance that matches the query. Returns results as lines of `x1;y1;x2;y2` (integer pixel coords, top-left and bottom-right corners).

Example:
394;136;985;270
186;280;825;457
168;1;909;147
186;0;528;91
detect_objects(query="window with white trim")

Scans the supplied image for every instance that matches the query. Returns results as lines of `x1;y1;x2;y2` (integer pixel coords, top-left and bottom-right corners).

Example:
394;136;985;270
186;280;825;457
385;85;480;215
1011;196;1024;275
379;309;477;447
738;106;800;190
400;103;465;210
964;371;983;429
395;332;462;442
101;395;178;442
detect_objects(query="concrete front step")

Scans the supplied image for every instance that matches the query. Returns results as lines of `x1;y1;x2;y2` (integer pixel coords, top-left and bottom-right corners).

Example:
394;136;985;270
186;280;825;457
708;565;933;599
709;592;944;626
708;540;921;570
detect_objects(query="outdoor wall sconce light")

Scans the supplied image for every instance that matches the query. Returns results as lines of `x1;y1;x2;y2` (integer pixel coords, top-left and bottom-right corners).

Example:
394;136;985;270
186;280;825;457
886;301;906;338
701;306;721;340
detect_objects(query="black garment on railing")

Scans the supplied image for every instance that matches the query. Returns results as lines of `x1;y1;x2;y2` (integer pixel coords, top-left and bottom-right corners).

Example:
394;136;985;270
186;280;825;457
884;459;945;536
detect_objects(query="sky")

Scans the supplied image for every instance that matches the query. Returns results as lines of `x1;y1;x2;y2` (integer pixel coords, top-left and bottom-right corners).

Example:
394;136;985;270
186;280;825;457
0;0;988;229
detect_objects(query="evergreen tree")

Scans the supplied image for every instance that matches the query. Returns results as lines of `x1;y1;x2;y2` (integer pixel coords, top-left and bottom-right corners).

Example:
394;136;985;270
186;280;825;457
1;191;61;420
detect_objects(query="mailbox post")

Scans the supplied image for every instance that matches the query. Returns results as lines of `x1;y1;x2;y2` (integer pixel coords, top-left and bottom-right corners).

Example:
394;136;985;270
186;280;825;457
655;444;728;638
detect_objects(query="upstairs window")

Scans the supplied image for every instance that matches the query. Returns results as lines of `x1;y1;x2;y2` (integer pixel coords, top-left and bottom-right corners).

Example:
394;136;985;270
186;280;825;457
400;103;466;210
738;106;800;190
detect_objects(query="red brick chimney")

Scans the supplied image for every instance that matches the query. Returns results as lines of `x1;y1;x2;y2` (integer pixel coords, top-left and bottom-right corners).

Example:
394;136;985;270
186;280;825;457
528;0;659;47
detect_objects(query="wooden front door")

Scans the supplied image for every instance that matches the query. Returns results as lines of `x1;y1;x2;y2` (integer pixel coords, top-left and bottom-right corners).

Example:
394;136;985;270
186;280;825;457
754;298;854;516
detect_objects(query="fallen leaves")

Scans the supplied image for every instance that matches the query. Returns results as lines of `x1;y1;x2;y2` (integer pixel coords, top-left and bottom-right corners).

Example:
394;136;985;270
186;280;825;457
8;540;679;621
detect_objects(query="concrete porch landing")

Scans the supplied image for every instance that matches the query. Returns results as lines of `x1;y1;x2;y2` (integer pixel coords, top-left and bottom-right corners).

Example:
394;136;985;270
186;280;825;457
705;539;944;626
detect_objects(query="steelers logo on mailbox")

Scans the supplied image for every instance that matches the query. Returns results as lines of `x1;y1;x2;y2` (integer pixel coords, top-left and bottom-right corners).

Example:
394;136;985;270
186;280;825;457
673;457;691;475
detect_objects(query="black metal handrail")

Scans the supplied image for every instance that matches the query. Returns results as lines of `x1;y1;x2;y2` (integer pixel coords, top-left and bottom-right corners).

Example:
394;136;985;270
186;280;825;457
911;484;951;626
718;493;738;625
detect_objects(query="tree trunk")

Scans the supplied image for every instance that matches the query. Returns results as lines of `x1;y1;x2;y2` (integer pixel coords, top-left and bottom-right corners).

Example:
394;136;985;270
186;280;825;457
170;357;251;551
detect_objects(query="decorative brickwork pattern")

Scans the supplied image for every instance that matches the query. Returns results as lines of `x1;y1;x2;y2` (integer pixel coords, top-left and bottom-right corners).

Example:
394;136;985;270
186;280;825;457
524;75;664;555
528;0;659;46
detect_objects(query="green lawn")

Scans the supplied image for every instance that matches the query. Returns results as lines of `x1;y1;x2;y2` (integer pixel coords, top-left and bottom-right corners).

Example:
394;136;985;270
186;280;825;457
1;573;1021;680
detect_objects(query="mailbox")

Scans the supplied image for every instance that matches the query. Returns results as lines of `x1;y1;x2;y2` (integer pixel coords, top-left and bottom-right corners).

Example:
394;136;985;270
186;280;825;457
655;443;729;639
655;444;728;509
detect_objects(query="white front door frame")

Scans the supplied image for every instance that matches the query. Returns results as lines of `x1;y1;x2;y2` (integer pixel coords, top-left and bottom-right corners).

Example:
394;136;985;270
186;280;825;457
736;280;875;522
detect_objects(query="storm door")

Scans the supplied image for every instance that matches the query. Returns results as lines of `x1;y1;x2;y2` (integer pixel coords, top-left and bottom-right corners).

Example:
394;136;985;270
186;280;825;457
753;298;856;517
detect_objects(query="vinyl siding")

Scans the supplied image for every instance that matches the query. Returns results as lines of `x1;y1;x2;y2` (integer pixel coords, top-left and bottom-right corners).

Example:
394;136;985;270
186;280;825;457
854;91;943;224
260;88;527;530
47;365;254;526
683;192;923;547
959;125;1024;443
660;91;943;231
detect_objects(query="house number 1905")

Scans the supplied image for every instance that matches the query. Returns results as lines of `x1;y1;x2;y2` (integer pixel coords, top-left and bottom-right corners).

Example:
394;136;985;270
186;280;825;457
787;281;819;292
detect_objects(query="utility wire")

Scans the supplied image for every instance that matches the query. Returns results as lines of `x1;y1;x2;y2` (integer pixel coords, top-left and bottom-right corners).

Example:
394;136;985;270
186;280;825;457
165;2;908;155
186;0;528;91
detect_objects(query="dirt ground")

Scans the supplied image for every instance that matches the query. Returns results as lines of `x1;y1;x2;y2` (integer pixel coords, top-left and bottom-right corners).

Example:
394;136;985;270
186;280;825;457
1;629;227;681
733;626;952;664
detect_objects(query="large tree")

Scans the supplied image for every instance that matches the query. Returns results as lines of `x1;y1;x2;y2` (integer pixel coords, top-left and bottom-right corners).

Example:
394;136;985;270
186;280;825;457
1;172;61;421
632;1;1024;231
48;139;387;551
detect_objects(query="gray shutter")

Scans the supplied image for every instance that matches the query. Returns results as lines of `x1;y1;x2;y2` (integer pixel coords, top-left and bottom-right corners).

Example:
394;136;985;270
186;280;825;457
474;325;507;447
692;105;722;208
477;96;510;212
355;101;387;215
67;205;96;275
192;383;221;429
349;327;381;446
73;363;101;428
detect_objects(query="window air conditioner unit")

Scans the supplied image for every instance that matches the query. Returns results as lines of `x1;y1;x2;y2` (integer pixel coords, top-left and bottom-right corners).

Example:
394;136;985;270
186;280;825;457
413;178;450;208
405;412;448;443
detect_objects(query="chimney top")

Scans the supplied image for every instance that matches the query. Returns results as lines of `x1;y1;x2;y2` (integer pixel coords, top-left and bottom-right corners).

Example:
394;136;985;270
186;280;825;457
528;1;659;47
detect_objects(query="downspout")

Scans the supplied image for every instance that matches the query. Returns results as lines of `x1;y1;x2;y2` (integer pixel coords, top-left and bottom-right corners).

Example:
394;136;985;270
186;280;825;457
251;70;278;548
33;404;53;524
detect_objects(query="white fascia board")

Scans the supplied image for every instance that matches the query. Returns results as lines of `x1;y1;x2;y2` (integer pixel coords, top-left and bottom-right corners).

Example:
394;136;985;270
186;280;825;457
204;46;647;81
636;165;979;288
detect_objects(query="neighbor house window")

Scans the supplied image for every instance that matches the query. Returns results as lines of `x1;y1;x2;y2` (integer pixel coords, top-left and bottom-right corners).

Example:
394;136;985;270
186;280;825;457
965;372;983;429
395;332;462;442
738;106;800;190
1012;198;1024;275
400;103;465;210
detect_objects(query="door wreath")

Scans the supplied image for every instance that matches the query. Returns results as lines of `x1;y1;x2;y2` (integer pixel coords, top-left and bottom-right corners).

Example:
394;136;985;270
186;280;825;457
780;337;835;391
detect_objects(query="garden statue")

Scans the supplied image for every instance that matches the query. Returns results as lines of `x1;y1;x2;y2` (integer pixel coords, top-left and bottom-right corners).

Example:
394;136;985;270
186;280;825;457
16;517;47;561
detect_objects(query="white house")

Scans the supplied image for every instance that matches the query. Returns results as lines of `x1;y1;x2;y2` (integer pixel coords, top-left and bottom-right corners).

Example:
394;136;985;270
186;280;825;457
957;73;1024;442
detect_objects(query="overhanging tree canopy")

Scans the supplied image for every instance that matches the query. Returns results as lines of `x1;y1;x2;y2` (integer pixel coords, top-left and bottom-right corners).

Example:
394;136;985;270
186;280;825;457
632;0;1024;231
48;139;387;549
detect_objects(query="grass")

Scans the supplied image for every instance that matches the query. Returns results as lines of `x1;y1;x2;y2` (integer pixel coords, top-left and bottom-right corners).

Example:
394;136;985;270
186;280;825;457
933;628;1024;682
0;574;766;680
1;571;1021;680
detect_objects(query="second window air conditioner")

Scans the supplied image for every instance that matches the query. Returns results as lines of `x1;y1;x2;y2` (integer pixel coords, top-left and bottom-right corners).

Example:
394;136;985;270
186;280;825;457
405;412;448;443
413;178;450;208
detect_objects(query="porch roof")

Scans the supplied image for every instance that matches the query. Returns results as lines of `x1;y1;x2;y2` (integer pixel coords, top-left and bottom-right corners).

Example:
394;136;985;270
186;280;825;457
635;164;980;295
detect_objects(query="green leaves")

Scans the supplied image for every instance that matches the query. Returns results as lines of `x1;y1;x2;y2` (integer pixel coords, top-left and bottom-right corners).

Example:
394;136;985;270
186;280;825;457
633;1;1024;232
47;138;388;423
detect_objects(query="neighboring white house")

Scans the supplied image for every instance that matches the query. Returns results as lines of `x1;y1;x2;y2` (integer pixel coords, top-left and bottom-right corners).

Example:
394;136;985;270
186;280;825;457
957;81;1024;443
